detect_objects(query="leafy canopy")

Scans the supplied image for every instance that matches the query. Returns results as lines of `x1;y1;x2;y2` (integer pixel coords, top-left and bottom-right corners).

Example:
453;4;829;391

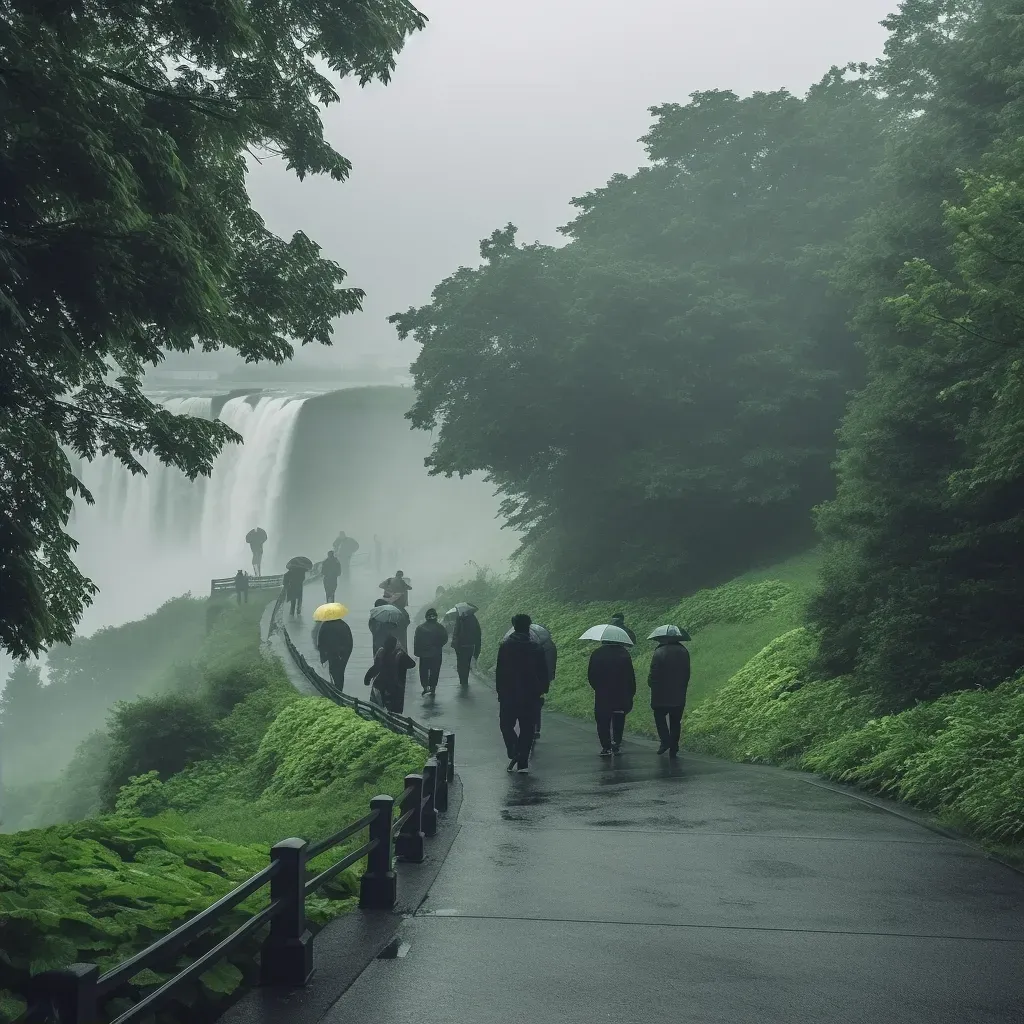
0;0;425;658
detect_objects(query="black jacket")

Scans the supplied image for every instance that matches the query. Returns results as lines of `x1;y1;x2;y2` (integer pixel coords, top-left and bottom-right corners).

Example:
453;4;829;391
316;619;353;666
495;632;548;705
414;620;449;660
322;553;342;584
648;641;690;707
364;646;416;713
452;613;482;657
282;567;306;599
588;643;636;714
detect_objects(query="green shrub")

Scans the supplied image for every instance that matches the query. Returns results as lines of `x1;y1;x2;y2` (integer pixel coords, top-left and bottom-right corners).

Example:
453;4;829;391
114;772;169;818
102;693;223;809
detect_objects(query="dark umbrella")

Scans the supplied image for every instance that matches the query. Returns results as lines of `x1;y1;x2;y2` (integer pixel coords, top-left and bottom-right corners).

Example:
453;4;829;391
369;604;404;626
647;624;692;642
502;623;552;647
286;556;313;571
246;527;267;545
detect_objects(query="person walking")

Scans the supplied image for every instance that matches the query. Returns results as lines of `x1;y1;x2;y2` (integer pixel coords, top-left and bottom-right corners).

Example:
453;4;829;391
414;608;448;696
246;527;267;577
610;612;637;646
233;569;249;605
536;630;557;739
333;532;360;584
364;635;416;714
316;616;354;691
452;606;482;687
495;614;549;773
283;564;306;616
380;570;411;609
648;633;691;758
588;638;636;756
322;550;342;603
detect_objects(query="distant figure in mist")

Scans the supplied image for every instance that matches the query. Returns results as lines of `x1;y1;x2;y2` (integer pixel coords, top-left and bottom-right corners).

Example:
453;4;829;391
315;616;354;691
414;608;448;696
380;570;411;609
610;612;637;647
588;638;636;756
322;550;342;602
374;534;382;574
648;634;690;759
495;614;548;773
364;635;416;714
283;564;306;616
452;606;482;687
234;570;249;605
246;527;267;576
332;531;359;583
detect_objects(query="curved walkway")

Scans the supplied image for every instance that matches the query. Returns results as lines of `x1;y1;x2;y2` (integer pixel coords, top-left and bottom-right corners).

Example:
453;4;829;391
288;573;1024;1024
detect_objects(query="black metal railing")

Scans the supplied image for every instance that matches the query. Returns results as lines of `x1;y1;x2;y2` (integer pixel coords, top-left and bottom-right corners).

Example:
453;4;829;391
22;731;456;1023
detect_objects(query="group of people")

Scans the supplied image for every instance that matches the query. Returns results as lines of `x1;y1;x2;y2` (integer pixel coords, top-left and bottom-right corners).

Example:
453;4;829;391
493;610;690;772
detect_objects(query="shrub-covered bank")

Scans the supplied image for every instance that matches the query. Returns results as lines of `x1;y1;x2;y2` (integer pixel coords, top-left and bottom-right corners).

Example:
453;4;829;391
0;598;424;1023
439;555;1023;856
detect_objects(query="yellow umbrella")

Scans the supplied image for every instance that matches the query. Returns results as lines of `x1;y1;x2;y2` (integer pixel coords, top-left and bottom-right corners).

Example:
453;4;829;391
313;603;349;622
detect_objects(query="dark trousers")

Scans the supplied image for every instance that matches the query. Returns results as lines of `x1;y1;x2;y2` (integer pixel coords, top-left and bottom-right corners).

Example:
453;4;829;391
289;594;302;614
324;581;337;602
595;710;626;750
236;590;248;604
327;654;348;691
653;706;684;751
419;656;442;693
535;697;544;735
455;648;474;686
499;701;536;768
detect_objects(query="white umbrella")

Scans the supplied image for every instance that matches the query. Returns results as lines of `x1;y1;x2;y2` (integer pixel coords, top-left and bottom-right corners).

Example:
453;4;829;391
579;624;634;646
370;604;405;625
647;624;692;641
447;603;477;617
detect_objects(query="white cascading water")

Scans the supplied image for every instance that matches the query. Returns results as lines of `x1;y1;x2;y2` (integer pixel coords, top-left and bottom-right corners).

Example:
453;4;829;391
71;394;305;633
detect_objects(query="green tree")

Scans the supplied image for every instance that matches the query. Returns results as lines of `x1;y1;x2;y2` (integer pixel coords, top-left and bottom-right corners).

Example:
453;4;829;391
395;74;888;594
0;0;425;658
810;0;1024;708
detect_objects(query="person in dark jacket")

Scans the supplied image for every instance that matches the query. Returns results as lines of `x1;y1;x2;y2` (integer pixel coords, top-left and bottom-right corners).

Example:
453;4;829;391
588;640;636;755
322;551;341;603
414;608;448;696
648;637;691;758
610;612;637;646
234;569;249;605
283;565;306;615
333;532;359;583
316;617;354;691
380;570;411;609
364;635;416;714
452;609;482;687
535;631;557;738
495;614;548;773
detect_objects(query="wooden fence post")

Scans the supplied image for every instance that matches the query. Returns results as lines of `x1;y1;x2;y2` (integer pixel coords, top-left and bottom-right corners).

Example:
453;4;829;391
421;757;438;837
435;745;449;813
261;838;312;987
444;731;456;783
30;963;99;1024
360;795;397;909
395;773;425;863
427;727;444;753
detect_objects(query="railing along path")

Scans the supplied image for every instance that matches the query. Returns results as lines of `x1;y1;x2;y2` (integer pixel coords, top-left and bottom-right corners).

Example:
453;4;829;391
23;562;454;1024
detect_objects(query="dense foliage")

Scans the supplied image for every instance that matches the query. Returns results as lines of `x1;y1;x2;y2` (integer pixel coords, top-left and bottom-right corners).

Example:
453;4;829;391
395;74;889;595
0;0;425;659
810;0;1024;709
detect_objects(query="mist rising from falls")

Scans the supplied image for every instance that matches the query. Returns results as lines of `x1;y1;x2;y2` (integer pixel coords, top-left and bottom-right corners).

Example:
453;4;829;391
72;394;306;633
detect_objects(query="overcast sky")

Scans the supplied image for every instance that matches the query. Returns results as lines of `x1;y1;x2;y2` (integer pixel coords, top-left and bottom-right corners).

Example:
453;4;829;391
244;0;898;370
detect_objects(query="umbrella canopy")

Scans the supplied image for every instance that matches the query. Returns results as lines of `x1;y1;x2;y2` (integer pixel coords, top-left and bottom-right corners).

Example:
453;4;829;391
647;624;692;642
502;623;552;647
286;556;313;571
369;603;404;625
246;527;267;545
579;624;634;646
313;603;349;622
447;602;478;617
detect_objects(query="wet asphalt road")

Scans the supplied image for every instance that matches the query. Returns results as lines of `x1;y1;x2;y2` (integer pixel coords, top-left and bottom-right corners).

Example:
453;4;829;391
288;575;1024;1024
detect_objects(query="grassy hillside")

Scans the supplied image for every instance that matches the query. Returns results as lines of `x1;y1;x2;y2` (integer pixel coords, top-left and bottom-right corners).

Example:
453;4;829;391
0;597;425;1024
439;551;820;738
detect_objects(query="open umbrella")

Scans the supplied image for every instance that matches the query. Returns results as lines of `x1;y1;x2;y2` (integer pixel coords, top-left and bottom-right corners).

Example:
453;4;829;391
369;603;404;626
502;623;552;647
647;624;691;641
286;556;313;571
447;602;478;617
313;603;349;622
579;624;634;646
246;527;267;545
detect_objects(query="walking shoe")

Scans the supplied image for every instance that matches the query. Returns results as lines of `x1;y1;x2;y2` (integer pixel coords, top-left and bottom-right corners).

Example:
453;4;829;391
669;748;679;759
507;758;518;773
517;765;530;773
599;748;612;757
657;744;669;755
611;744;621;754
421;688;429;696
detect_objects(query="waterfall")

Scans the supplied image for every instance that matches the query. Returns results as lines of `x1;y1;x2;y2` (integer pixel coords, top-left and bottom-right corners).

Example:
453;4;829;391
71;393;306;633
